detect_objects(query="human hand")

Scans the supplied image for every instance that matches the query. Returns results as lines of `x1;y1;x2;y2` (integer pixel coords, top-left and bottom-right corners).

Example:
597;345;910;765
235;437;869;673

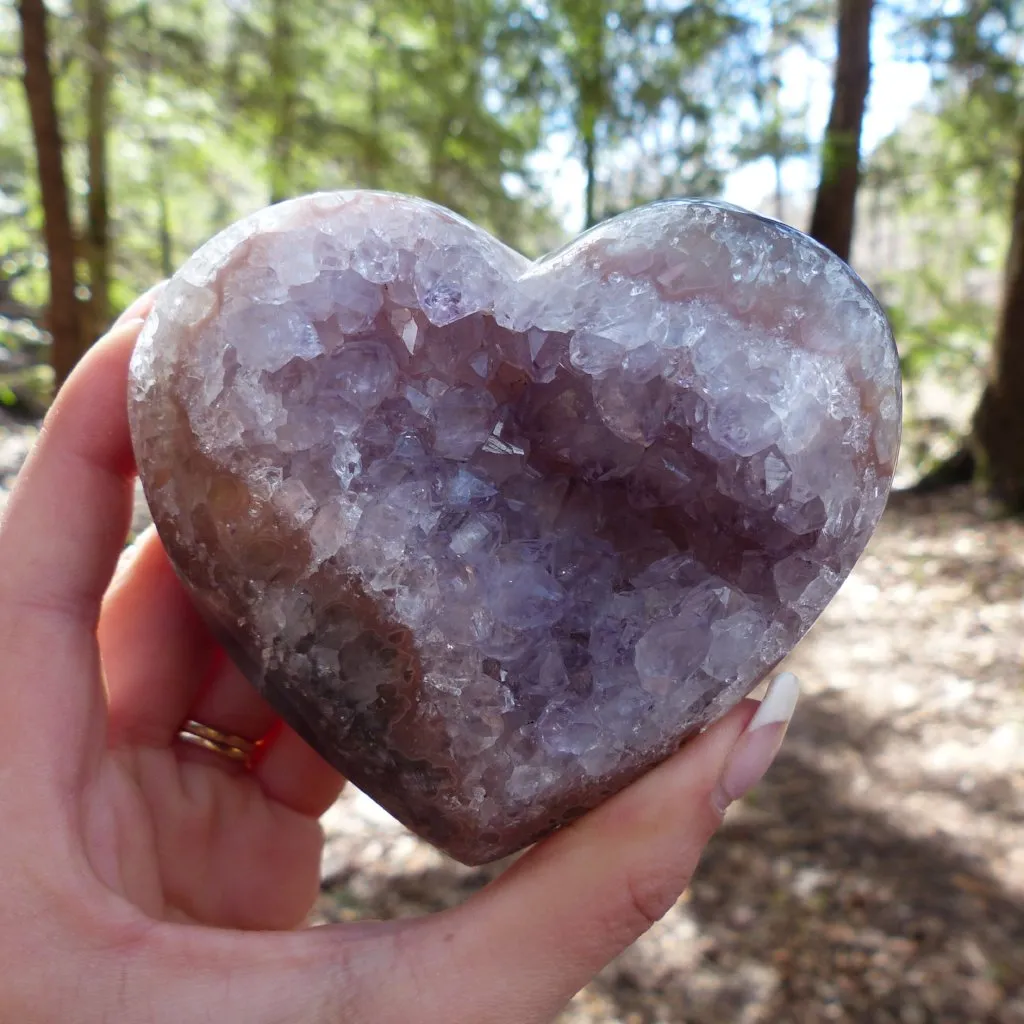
0;296;798;1023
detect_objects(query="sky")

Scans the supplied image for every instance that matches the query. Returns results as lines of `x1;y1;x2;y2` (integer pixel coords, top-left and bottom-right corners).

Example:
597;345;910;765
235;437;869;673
537;11;934;233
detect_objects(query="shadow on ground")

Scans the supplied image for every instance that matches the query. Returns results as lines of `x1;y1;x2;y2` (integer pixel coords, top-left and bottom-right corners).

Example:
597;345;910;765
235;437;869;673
319;685;1024;1023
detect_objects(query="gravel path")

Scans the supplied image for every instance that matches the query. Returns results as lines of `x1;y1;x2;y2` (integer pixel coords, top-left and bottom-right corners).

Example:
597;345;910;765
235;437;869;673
3;417;1022;1022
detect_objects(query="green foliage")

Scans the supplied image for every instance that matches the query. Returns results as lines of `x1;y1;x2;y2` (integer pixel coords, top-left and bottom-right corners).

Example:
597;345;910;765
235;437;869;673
860;94;1013;472
1;0;795;320
1;0;557;323
887;279;992;384
733;0;824;195
2;0;1023;463
497;0;757;224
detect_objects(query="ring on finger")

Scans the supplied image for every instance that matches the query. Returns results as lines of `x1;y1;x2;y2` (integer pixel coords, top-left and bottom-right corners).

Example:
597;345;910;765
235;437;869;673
176;719;257;765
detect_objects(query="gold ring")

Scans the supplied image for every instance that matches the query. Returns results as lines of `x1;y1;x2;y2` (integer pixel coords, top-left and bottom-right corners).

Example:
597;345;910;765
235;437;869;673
177;719;256;764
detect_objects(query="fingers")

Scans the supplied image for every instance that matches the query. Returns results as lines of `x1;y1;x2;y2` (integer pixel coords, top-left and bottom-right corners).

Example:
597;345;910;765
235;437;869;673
101;528;219;746
182;672;344;816
0;321;141;625
90;678;797;1024
100;526;343;816
0;319;146;777
252;724;345;818
710;672;800;814
185;658;280;751
387;673;800;1023
100;524;276;749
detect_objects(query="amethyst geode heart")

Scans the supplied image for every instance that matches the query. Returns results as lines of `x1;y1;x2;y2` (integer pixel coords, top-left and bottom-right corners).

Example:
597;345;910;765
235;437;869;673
129;192;900;864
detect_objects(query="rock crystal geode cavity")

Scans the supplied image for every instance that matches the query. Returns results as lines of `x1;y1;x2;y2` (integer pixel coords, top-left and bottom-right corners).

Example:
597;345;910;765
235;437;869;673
129;192;901;864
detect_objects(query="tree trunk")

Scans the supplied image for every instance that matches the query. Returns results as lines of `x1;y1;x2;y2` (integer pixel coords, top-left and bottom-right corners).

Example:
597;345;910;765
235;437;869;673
424;6;453;205
154;146;174;278
365;11;383;189
808;0;873;263
582;129;597;229
972;130;1024;511
566;1;605;231
18;0;84;390
268;0;296;204
138;2;173;281
85;0;111;337
773;152;785;220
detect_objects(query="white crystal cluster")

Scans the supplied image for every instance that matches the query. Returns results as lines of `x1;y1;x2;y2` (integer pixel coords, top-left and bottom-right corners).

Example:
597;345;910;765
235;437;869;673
129;192;901;862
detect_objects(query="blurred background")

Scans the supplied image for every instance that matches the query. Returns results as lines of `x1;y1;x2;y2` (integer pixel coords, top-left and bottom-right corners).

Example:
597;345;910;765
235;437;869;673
1;1;1023;1021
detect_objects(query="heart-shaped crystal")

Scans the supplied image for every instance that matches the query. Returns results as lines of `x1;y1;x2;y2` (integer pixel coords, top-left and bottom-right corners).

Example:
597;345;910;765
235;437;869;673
129;192;900;864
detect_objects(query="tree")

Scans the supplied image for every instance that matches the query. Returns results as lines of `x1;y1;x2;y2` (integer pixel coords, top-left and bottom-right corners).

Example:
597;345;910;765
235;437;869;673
901;0;1024;507
406;0;546;245
266;0;297;205
17;0;84;389
973;129;1024;509
734;0;824;220
808;0;874;262
83;0;111;337
221;0;547;247
513;0;751;230
116;0;226;293
555;0;609;229
952;0;1024;509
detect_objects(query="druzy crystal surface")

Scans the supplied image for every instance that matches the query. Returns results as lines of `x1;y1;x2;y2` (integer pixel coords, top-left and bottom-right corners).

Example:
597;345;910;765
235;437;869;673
129;192;901;864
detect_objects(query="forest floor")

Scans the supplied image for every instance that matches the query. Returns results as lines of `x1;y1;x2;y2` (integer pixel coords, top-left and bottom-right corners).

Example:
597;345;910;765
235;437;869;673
2;409;1022;1024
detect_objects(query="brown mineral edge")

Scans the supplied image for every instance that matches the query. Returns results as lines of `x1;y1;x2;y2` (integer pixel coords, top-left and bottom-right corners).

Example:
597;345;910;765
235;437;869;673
129;191;900;863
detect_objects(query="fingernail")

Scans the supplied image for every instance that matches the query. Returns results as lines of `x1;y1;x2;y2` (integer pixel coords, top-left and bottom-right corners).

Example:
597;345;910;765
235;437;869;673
712;672;800;814
113;281;168;328
113;316;146;334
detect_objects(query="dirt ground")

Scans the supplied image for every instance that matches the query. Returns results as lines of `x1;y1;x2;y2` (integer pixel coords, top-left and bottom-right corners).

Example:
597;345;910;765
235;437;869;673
3;410;1022;1023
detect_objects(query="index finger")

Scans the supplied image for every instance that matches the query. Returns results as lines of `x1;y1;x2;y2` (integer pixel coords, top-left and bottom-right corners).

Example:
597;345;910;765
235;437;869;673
0;312;150;779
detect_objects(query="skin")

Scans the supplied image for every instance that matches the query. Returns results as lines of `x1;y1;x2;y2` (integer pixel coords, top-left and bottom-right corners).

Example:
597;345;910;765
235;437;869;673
0;294;791;1023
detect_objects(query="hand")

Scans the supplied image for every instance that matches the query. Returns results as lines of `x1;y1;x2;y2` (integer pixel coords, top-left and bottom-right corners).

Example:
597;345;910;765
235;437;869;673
0;295;798;1024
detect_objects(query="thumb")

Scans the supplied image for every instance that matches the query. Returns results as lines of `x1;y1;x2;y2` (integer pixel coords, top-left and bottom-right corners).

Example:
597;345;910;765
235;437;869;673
390;671;800;1024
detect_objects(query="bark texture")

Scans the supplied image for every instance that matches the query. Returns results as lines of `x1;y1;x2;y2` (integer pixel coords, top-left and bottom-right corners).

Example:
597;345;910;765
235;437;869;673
18;0;84;389
972;130;1024;511
268;0;296;205
85;0;111;338
808;0;874;264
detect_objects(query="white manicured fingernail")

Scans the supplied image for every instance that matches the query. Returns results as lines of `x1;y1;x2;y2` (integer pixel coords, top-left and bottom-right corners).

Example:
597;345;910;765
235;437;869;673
712;672;800;814
747;671;800;731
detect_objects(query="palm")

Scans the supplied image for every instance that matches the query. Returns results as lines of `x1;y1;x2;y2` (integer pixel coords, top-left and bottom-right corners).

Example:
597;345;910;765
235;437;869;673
87;743;324;929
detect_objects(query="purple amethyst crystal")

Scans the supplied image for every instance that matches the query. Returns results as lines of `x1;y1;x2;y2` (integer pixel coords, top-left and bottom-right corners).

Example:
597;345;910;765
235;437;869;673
128;192;901;864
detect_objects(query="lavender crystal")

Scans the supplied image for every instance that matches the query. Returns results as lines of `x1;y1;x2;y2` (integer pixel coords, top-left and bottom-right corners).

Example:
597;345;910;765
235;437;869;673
129;192;901;864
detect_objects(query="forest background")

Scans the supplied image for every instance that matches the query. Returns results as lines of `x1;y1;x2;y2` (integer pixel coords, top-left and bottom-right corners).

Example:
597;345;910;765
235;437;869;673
4;5;1024;1021
3;0;1024;506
